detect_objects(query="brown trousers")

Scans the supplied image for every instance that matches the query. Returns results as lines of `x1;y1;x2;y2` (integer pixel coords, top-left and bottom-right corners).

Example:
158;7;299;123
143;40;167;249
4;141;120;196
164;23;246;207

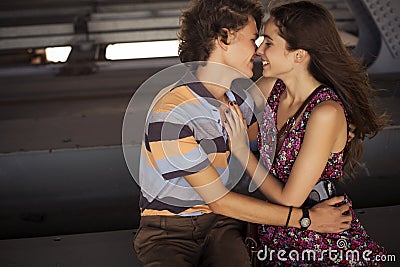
133;213;250;267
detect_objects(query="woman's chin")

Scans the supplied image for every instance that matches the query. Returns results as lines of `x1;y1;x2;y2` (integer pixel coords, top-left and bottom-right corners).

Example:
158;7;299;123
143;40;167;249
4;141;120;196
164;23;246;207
262;70;273;78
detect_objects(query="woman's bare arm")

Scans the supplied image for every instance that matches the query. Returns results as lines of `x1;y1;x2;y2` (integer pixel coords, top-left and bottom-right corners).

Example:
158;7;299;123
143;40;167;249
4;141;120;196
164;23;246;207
225;100;347;207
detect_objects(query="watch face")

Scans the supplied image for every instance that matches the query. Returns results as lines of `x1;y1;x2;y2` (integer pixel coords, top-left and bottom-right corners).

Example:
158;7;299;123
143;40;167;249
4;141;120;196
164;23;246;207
300;218;311;228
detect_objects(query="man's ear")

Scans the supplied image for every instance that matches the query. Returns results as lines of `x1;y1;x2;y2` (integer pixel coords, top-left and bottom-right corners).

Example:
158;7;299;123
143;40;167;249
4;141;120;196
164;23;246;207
294;49;308;63
216;28;233;51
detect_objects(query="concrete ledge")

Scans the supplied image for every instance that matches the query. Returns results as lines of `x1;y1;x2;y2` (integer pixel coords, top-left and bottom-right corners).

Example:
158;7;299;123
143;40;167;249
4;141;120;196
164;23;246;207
0;205;398;267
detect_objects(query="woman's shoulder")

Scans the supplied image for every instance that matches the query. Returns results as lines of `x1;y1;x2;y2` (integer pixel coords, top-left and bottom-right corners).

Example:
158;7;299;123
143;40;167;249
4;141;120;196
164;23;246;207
311;87;347;115
314;86;341;103
311;99;344;117
307;94;348;152
311;86;345;116
307;97;347;136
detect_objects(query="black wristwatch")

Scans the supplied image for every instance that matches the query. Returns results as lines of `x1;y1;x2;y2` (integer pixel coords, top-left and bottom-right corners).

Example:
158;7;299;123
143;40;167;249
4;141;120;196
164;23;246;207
299;207;311;230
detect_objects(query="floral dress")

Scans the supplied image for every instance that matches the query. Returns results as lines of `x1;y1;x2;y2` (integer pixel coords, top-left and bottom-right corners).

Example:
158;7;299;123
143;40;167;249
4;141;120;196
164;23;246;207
257;79;387;266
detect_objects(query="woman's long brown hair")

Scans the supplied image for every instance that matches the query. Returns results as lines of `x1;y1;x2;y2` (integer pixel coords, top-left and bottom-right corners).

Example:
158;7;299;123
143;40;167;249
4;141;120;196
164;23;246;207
270;1;388;177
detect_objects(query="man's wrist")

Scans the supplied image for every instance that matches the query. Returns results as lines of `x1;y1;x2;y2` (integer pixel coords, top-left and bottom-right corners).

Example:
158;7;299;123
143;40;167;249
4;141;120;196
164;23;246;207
307;209;317;231
299;207;311;230
286;208;302;228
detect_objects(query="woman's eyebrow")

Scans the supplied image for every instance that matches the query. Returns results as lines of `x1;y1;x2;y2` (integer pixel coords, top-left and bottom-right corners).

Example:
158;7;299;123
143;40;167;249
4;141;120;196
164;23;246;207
261;34;273;41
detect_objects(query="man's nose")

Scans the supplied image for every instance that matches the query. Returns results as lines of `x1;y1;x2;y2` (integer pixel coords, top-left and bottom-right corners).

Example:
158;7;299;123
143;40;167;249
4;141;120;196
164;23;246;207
256;45;264;56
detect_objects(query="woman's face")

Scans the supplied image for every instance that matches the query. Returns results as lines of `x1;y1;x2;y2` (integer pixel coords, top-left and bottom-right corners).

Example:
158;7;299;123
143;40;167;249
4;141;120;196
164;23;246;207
256;18;295;79
223;16;259;78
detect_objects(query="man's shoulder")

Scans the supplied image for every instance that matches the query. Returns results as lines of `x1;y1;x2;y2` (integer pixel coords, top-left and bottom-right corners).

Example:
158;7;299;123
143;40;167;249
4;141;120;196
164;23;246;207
151;85;199;114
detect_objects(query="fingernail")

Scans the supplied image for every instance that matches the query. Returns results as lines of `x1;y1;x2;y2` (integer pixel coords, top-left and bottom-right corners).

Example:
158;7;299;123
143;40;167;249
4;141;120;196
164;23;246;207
225;109;229;113
229;101;233;106
224;119;228;123
232;101;237;105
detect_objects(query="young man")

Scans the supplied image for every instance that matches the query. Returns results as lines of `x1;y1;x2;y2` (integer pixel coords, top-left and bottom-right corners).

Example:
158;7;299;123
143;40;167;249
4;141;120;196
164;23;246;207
134;1;352;266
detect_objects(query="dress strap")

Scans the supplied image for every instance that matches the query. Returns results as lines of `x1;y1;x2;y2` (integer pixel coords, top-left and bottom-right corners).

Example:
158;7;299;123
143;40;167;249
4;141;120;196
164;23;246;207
275;85;325;155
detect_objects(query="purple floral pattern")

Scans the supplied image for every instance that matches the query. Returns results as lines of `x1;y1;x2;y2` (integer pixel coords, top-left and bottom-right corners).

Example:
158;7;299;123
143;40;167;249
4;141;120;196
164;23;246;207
257;80;387;266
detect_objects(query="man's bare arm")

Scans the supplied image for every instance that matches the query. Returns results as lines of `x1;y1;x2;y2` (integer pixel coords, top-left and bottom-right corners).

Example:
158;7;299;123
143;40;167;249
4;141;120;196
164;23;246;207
184;165;351;233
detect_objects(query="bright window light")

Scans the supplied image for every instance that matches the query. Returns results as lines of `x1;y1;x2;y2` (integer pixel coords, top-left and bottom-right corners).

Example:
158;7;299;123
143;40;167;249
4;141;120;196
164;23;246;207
45;46;72;63
255;36;264;47
106;40;179;60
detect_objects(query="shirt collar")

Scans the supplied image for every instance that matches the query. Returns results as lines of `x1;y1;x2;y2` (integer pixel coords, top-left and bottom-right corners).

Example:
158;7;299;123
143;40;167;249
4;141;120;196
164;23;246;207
175;70;238;108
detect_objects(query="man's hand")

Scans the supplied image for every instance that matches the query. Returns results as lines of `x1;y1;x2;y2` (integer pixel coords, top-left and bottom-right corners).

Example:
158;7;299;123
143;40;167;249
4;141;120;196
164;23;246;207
308;196;352;233
348;123;356;142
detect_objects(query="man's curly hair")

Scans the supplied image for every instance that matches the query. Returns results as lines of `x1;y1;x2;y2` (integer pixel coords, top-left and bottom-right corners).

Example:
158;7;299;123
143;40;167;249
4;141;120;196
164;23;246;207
178;0;264;62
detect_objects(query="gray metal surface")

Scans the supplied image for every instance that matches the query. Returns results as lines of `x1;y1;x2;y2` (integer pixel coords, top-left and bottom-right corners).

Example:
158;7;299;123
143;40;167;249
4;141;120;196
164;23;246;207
362;0;400;58
1;0;356;50
351;0;400;73
88;17;179;32
0;0;398;247
0;1;188;49
0;146;140;239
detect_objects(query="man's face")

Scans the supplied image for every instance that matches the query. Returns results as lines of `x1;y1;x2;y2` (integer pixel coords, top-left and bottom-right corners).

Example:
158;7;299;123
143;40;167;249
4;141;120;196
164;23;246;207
223;16;259;78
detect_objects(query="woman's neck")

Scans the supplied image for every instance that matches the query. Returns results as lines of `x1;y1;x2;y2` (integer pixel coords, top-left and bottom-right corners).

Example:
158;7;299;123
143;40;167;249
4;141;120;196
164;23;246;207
281;74;321;105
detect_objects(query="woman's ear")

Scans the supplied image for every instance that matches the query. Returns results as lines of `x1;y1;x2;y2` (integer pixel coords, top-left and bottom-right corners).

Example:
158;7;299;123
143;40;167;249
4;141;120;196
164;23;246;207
294;49;308;63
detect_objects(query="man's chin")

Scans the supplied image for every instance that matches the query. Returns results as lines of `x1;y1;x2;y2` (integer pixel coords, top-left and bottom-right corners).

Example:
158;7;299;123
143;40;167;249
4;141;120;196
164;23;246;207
246;72;253;79
243;69;253;79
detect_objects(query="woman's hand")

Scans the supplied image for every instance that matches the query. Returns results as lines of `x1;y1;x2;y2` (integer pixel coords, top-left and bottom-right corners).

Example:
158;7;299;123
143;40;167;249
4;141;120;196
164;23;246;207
224;102;250;157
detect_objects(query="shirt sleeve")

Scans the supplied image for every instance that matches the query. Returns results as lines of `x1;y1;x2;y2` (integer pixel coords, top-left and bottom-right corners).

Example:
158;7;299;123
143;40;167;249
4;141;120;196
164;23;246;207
145;106;211;180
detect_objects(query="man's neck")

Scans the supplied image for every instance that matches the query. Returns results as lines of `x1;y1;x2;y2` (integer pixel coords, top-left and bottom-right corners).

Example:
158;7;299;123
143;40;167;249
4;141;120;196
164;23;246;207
195;63;235;101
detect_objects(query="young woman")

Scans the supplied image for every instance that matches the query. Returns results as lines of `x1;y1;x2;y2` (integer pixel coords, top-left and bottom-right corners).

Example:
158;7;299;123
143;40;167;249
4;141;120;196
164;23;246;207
225;1;387;266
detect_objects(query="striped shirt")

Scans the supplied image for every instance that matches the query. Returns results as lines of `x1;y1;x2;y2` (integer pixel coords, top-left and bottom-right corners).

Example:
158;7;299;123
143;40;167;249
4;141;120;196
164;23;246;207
139;71;258;216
